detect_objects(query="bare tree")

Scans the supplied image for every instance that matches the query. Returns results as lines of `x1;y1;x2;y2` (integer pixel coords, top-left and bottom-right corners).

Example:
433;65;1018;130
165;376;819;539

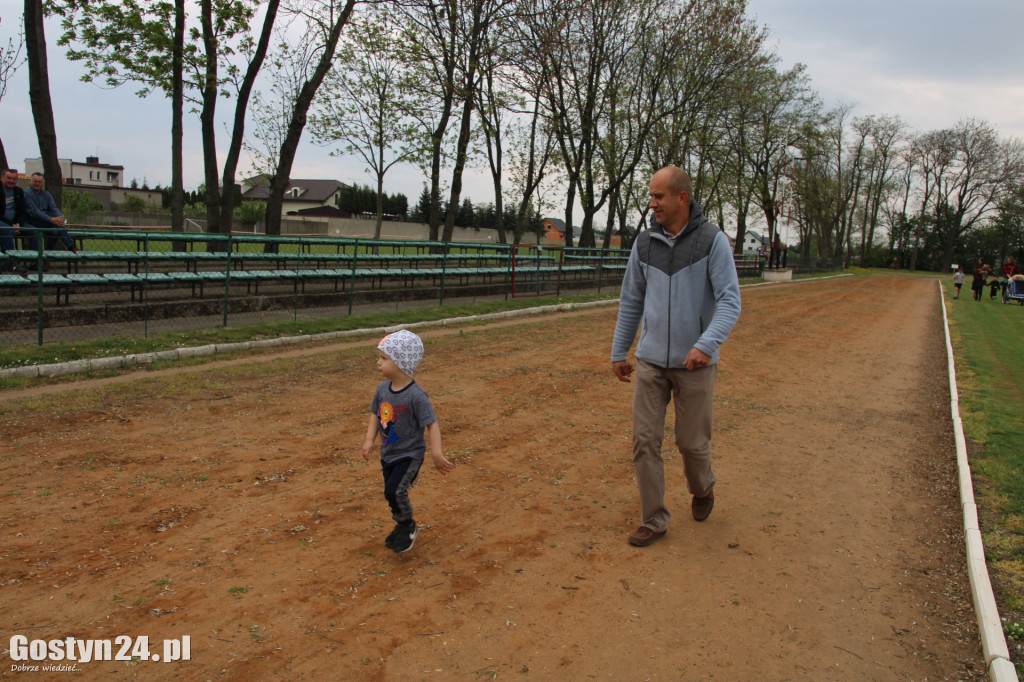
260;0;359;240
852;114;907;265
25;0;62;204
311;12;422;239
915;118;1024;270
0;17;24;171
395;0;520;242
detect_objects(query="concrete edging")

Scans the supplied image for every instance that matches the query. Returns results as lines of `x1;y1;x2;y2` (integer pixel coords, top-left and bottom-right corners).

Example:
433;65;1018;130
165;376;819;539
0;299;618;381
938;280;1019;681
1;276;852;379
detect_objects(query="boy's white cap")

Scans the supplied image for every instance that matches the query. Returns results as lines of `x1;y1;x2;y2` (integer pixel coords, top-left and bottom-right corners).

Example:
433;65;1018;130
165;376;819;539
377;329;424;377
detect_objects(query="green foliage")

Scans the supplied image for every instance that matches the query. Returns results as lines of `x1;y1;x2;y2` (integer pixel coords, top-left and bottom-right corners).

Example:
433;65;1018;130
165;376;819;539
50;0;257;98
335;184;407;219
410;186;431;223
119;195;152;213
234;200;265;224
61;189;102;222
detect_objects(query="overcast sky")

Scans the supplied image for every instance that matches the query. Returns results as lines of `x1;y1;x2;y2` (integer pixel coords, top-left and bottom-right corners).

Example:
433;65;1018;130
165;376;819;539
3;0;1024;208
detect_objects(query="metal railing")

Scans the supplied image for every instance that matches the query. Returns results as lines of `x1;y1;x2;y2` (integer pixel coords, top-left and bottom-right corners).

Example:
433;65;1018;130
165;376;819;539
0;228;630;346
2;227;838;347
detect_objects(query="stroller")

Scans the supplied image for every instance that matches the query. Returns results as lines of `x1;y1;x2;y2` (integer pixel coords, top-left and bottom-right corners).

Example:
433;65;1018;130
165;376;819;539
1003;276;1024;305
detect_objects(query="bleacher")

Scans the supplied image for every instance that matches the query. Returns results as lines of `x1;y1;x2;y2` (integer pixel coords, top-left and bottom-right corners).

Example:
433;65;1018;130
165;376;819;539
0;230;609;309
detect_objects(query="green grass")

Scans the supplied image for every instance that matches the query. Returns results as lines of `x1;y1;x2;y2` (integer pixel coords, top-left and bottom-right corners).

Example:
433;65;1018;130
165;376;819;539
0;292;620;383
943;279;1024;661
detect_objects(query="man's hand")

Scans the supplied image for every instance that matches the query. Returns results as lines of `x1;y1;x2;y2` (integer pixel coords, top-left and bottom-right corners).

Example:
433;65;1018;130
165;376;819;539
683;348;712;371
612;360;634;383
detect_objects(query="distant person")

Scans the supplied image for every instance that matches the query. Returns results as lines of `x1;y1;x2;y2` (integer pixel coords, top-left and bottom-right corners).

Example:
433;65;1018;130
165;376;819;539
1003;256;1020;279
611;166;742;547
23;172;76;252
953;266;965;299
0;168;33;274
361;329;454;553
971;258;986;301
1001;257;1020;298
989;272;1001;300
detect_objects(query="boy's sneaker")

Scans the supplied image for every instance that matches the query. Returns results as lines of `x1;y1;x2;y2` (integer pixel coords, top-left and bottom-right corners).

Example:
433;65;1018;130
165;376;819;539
384;524;403;550
390;522;418;553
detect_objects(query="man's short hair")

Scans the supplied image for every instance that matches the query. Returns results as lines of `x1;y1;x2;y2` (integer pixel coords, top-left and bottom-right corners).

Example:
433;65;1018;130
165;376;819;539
3;169;17;176
30;172;44;179
662;167;693;199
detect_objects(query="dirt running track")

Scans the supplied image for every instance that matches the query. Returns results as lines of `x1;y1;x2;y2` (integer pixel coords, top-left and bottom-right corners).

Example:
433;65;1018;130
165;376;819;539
0;274;985;680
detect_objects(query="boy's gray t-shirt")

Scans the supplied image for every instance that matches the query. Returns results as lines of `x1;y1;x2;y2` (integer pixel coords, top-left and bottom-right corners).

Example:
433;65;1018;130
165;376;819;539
370;380;437;463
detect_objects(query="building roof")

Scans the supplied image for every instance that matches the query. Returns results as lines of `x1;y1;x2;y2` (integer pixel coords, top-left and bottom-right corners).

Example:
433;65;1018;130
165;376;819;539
242;178;349;203
543;217;582;238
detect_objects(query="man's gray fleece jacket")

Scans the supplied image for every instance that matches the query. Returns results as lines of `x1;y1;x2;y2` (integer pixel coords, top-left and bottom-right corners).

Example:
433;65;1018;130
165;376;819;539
611;201;741;368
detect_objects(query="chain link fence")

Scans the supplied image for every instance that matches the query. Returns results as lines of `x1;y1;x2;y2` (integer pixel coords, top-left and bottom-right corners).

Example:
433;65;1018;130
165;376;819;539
0;228;631;347
1;227;846;347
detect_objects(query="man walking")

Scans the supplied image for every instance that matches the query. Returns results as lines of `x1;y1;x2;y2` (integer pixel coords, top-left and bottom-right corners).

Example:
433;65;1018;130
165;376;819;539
611;166;741;547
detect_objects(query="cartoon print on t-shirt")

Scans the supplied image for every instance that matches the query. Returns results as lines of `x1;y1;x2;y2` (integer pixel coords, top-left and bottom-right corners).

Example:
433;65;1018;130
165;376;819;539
378;401;409;446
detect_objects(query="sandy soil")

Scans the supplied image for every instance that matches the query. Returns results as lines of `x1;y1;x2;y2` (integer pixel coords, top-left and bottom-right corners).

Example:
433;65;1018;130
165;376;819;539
0;274;986;680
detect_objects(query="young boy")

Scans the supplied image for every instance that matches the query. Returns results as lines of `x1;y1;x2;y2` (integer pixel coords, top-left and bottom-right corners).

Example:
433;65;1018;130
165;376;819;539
361;329;454;553
953;266;965;299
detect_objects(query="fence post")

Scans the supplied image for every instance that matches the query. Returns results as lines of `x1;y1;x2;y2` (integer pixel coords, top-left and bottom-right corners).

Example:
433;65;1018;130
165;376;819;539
555;246;563;296
143;232;150;337
503;244;512;301
222;233;233;327
536;246;542;296
34;228;44;346
439;242;448;306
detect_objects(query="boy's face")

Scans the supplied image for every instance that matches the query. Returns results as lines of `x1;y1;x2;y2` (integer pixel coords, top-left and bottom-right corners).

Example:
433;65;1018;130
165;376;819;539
376;350;404;381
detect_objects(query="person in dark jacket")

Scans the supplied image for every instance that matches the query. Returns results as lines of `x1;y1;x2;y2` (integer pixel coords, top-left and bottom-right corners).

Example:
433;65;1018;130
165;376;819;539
1;168;34;273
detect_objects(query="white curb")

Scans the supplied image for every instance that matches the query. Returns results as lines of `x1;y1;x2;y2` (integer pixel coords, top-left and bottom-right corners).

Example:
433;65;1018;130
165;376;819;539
1;273;852;382
0;299;618;381
938;280;1019;681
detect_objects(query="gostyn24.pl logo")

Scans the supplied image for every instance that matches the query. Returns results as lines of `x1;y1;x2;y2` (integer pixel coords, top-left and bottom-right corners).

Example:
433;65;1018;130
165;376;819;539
8;635;190;668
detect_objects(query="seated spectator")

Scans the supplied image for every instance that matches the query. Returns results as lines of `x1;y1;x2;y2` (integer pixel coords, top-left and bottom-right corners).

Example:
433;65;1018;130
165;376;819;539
24;172;76;252
0;168;35;274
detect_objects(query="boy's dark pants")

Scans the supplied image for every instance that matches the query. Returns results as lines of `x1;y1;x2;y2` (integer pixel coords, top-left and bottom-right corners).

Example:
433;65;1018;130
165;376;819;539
382;457;423;525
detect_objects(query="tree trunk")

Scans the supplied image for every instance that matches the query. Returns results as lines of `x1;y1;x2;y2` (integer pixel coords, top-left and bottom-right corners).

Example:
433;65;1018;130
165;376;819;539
25;0;61;205
263;0;358;241
442;87;478;243
218;0;278;236
200;0;222;238
374;171;384;240
170;0;185;232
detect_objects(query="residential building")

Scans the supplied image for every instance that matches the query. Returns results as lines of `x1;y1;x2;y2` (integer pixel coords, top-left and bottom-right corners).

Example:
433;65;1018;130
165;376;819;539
542;218;625;248
743;230;768;255
241;177;350;216
24;156;124;188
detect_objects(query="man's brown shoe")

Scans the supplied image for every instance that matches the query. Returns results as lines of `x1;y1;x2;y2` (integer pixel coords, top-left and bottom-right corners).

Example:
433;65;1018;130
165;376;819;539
628;526;666;547
692;491;714;521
